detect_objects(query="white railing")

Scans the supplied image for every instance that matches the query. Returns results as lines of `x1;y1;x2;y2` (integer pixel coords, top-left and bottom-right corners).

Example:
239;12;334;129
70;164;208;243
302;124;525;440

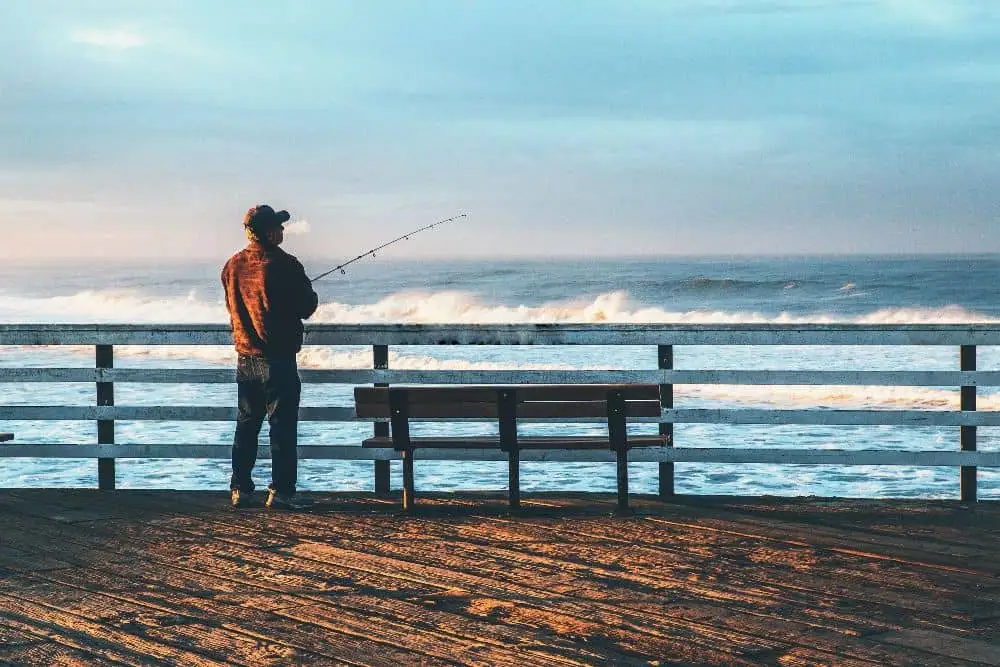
1;323;997;500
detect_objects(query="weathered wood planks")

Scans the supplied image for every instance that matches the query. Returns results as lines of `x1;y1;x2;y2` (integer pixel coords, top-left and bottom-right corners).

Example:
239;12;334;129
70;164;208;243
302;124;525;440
0;490;997;665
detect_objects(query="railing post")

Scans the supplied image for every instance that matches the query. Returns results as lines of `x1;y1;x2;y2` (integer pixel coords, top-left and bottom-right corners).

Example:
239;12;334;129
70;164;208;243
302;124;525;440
96;344;115;490
373;344;391;496
607;389;629;513
498;388;519;509
658;344;674;499
389;389;414;512
960;344;976;503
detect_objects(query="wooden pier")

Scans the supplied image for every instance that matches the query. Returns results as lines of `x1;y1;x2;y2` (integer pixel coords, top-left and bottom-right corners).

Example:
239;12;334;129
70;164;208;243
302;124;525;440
1;490;998;665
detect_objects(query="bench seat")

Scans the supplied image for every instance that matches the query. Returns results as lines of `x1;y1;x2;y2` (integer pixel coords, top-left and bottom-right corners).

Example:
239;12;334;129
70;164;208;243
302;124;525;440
362;435;667;449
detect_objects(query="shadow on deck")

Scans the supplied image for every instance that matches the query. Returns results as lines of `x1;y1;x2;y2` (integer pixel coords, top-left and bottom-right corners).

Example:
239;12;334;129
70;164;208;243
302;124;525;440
1;490;998;666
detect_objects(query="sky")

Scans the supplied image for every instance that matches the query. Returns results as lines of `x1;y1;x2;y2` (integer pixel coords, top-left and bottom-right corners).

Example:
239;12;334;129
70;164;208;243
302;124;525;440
1;0;998;261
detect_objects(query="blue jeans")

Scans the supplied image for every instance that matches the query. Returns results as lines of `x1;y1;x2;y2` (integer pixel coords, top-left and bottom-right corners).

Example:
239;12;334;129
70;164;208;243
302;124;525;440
231;354;301;496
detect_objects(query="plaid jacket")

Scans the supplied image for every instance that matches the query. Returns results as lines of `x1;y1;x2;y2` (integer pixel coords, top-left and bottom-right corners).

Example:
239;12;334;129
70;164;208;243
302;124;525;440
221;241;319;358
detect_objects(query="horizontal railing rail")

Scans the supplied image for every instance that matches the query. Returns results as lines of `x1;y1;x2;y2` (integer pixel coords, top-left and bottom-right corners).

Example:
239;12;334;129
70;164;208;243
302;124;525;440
1;406;1000;426
2;322;1000;345
5;368;1000;386
1;323;997;500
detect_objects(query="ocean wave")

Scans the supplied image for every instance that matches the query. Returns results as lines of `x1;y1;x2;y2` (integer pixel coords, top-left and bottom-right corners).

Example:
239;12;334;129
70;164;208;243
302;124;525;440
0;288;996;325
0;290;225;324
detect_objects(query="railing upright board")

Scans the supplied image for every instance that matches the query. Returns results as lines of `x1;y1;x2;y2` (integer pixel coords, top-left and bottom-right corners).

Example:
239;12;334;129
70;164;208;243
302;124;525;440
658;344;674;499
961;345;977;502
373;344;391;495
96;344;115;490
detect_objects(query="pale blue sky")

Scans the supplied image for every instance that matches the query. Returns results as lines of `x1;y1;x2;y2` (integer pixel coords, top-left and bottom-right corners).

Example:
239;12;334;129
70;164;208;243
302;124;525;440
1;1;998;260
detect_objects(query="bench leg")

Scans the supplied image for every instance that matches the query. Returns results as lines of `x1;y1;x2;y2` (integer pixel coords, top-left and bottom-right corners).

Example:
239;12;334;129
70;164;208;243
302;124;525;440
508;449;520;509
616;448;629;513
374;460;390;496
401;448;415;512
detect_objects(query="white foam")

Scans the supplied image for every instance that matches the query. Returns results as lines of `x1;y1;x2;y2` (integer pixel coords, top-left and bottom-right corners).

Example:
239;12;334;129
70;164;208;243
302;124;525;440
0;290;226;324
1;288;995;325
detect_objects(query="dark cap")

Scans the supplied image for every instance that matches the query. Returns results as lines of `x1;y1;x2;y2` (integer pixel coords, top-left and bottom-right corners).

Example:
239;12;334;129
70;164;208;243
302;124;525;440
244;204;290;231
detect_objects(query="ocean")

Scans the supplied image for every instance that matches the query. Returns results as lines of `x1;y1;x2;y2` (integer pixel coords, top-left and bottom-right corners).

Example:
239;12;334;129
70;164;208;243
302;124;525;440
1;254;998;498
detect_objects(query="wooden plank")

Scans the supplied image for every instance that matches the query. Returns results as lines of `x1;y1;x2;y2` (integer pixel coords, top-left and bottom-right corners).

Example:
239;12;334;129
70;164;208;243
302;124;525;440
1;508;661;665
361;435;667;449
5;580;340;665
447;505;1000;605
356;384;660;404
639;505;1000;579
960;345;977;503
3;444;1000;466
20;570;452;666
0;368;375;384
273;539;934;665
0;640;121;666
5;322;1000;345
357;399;661;419
662;408;1000;426
10;366;1000;387
1;496;794;662
0;406;356;422
96;344;115;491
0;433;11;442
871;628;1000;663
0;368;100;382
290;521;992;664
0;591;235;666
429;512;998;622
133;526;780;661
371;368;1000;387
0;523;453;665
0;544;73;572
658;343;675;498
8;405;1000;427
5;490;997;665
186;501;1000;656
327;534;900;648
29;561;602;667
0;444;392;460
630;448;1000;466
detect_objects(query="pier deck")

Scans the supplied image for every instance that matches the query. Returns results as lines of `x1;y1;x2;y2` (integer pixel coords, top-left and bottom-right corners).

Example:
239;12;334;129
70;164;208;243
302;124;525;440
1;490;998;665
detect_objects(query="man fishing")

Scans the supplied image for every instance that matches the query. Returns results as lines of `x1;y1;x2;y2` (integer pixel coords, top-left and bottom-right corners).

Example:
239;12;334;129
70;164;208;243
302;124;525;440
222;204;318;510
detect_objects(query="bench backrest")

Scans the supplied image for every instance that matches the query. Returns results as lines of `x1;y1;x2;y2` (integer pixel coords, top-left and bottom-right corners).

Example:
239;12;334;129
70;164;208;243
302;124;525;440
354;384;661;419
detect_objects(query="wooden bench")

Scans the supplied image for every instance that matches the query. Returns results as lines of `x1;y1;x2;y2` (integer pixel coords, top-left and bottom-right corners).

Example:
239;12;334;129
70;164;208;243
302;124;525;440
355;384;666;512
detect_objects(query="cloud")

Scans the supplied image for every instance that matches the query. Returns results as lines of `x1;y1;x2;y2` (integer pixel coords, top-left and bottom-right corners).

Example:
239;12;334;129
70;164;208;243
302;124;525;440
71;28;146;51
283;219;311;235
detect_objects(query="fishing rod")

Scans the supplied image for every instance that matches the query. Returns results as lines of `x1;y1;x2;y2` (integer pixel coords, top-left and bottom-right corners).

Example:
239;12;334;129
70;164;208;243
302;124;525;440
309;213;468;282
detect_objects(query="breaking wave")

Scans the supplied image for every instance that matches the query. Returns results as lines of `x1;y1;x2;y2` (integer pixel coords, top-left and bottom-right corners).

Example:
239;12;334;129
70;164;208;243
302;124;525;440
2;288;992;326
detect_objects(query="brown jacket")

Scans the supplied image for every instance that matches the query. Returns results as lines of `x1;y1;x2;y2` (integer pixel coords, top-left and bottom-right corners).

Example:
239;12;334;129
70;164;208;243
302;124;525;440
221;241;319;358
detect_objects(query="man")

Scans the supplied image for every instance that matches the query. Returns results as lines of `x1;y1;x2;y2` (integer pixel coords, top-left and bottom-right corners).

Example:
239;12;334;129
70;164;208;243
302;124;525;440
221;204;319;509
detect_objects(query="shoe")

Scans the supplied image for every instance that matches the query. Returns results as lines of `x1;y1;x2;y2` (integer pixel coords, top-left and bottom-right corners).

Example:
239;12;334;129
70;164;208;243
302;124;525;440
230;488;256;508
265;489;311;510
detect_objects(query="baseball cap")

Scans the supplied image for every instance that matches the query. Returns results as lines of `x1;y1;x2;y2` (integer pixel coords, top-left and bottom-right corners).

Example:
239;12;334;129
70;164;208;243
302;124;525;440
244;204;290;231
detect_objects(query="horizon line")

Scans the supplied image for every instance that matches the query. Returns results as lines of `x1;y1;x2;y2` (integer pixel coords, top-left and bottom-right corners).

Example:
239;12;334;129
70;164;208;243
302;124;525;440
4;250;1000;266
